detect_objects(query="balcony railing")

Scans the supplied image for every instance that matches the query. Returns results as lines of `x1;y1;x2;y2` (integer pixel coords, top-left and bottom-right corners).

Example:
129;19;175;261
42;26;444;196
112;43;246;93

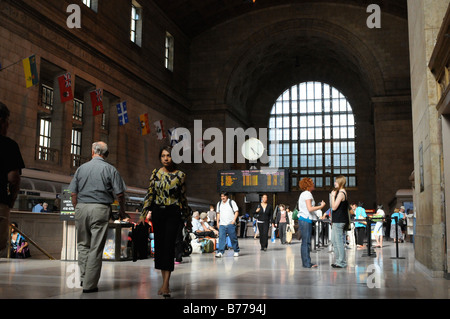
35;145;59;163
71;154;90;168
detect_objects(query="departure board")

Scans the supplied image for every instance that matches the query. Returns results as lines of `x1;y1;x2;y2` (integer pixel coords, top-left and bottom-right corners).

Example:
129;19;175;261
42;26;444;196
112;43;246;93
217;168;289;193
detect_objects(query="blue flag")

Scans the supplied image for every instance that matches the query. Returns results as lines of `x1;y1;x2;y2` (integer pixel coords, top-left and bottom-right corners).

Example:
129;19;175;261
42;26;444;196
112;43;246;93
116;101;129;126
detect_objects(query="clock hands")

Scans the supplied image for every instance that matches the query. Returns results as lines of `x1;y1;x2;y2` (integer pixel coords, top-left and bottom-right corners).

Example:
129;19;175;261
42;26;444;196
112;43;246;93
251;147;260;156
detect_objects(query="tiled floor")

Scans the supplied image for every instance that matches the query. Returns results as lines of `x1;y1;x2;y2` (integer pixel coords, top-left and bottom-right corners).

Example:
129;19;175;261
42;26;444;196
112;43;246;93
1;237;449;300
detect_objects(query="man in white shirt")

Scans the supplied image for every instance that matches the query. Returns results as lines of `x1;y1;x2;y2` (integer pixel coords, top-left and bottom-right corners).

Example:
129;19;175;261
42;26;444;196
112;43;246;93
191;211;203;235
215;192;240;257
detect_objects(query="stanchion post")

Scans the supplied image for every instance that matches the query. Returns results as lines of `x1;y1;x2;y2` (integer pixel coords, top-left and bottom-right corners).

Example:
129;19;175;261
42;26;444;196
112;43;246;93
390;216;405;260
321;220;326;247
312;220;317;251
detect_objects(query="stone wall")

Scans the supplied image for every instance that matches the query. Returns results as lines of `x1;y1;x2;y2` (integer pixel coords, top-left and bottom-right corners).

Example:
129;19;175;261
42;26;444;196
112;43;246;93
0;0;191;191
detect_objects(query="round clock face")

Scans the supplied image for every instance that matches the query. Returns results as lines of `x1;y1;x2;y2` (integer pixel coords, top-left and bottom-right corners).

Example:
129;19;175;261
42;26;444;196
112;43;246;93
241;138;265;161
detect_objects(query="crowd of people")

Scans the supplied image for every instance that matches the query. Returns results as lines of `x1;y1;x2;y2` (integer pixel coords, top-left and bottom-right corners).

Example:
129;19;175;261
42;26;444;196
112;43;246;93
0;100;413;297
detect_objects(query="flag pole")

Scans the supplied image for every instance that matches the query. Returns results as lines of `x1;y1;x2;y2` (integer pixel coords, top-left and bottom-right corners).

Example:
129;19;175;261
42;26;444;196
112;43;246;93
0;59;22;72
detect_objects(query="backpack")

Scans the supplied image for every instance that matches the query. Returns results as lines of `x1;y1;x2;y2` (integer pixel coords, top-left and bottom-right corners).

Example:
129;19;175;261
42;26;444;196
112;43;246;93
201;239;215;253
217;199;236;212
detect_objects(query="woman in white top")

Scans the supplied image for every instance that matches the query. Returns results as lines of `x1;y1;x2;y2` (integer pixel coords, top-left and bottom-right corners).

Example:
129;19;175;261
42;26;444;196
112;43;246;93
373;205;385;248
298;178;325;268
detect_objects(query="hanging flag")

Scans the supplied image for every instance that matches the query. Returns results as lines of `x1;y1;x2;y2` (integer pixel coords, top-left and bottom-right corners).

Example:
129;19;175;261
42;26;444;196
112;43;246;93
168;127;178;146
168;127;190;149
153;120;166;140
22;55;39;88
57;72;74;103
140;113;150;135
90;89;104;116
116;101;129;126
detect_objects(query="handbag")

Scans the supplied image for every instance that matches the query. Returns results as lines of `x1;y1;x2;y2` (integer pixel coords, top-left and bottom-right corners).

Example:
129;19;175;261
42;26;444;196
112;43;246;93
286;229;292;243
292;204;299;220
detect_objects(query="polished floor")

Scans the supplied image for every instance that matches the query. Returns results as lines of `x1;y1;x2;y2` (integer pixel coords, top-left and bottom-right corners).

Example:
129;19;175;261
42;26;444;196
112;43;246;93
1;237;449;301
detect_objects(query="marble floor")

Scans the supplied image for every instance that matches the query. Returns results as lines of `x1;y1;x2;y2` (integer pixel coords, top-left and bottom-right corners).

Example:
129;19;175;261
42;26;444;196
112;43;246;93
1;237;449;302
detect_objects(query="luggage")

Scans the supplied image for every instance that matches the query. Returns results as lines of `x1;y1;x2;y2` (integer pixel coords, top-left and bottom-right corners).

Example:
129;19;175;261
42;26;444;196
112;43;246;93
286;224;294;244
201;239;215;253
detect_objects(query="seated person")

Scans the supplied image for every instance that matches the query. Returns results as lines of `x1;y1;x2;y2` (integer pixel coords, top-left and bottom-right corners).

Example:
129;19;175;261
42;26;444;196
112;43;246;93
191;211;204;235
200;212;218;237
10;222;30;258
40;202;50;213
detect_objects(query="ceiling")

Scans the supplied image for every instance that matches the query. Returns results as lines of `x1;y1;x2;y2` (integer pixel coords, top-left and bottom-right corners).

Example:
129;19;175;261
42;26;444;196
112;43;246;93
152;0;408;38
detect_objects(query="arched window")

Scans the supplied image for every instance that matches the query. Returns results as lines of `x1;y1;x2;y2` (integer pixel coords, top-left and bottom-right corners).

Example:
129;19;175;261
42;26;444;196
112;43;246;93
268;82;356;189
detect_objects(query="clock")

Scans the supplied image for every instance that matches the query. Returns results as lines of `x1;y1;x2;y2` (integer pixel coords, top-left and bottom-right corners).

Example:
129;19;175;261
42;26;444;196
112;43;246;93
241;138;265;161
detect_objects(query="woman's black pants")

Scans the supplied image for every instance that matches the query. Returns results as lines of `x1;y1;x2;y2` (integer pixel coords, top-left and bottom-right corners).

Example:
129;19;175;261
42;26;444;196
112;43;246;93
258;221;270;249
152;205;181;272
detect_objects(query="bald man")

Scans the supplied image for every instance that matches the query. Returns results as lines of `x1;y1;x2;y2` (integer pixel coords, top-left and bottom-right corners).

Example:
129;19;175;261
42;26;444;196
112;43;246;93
69;141;127;293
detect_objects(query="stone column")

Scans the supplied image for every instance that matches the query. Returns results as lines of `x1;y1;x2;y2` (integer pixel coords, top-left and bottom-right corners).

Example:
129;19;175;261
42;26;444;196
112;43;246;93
407;0;450;277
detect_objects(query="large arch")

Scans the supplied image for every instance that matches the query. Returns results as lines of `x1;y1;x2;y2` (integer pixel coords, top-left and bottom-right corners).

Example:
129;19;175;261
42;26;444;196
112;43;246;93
187;1;411;209
220;17;386;121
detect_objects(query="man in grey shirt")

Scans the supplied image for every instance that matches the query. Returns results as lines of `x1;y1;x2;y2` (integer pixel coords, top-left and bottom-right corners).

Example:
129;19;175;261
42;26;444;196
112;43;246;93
69;141;126;293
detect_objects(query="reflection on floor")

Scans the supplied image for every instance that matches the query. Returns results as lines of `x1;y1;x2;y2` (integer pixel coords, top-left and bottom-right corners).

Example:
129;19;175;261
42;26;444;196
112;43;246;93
1;238;449;300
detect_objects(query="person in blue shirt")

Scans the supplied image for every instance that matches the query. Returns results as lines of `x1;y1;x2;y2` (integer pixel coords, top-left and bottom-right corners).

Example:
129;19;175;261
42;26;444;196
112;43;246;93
354;202;367;248
32;202;43;213
390;207;405;242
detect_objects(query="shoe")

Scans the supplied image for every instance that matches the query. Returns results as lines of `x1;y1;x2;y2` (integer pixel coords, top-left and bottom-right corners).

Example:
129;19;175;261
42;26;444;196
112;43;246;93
82;287;98;293
234;252;239;257
215;252;223;258
331;264;345;268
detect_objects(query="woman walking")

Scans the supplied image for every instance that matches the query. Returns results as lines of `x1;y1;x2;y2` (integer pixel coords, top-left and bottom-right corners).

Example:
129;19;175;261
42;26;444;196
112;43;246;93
142;146;189;298
255;194;273;251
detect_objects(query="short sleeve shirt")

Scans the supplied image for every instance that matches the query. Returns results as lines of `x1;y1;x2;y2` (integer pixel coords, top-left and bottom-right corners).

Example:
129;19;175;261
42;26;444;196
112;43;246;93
69;157;126;204
298;191;315;220
216;199;238;226
355;207;367;227
0;136;25;205
191;218;203;232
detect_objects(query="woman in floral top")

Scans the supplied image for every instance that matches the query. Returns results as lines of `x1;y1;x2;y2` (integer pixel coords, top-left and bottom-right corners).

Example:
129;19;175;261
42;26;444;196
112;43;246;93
142;146;188;298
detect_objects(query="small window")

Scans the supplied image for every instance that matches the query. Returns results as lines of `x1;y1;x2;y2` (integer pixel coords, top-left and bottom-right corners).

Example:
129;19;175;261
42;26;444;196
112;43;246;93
37;118;52;161
82;0;98;12
165;32;174;71
41;84;54;111
71;128;83;167
130;1;143;46
73;98;84;122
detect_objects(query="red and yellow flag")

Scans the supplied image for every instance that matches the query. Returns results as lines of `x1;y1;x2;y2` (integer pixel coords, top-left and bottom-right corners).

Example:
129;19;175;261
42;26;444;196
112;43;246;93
140;113;150;136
